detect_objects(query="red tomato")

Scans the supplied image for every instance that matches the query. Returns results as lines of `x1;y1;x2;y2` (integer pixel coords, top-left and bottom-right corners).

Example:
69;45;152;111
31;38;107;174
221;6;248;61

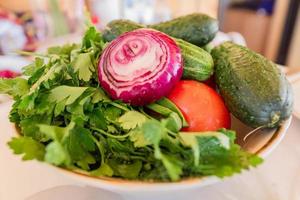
168;80;230;132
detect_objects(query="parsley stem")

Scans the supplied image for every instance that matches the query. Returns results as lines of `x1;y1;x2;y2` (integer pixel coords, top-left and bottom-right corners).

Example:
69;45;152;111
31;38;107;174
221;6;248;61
138;107;153;119
109;102;130;111
90;135;105;164
166;129;177;137
16;50;50;58
91;127;130;139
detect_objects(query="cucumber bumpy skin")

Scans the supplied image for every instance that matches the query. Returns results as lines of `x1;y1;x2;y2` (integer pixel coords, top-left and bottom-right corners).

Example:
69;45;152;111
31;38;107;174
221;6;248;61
176;39;213;81
149;13;218;46
102;19;214;81
102;19;144;42
212;42;293;128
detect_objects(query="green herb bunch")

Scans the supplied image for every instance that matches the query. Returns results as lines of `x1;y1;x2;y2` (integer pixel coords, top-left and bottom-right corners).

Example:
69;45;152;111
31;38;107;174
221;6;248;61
0;27;262;181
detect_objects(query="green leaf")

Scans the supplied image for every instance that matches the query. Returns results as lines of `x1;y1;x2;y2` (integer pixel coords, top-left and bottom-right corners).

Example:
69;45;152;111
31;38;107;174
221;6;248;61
178;133;200;166
146;103;173;116
47;43;79;56
82;26;102;49
17;91;38;112
0;78;29;98
129;128;150;147
67;95;91;122
159;154;182;181
92;88;110;103
72;52;95;82
38;122;75;141
162;112;182;132
54;98;67;117
8;137;45;161
157;97;188;127
186;129;263;178
66;126;96;161
22;57;44;76
39;122;96;163
118;111;147;130
91;163;114;177
103;106;123;121
20;117;50;142
147;101;185;131
45;141;71;166
89;107;107;130
29;63;64;93
107;125;118;133
180;131;230;149
108;159;142;179
129;120;166;148
27;67;44;86
49;86;89;105
179;131;230;166
134;120;183;180
141;120;166;146
76;153;96;170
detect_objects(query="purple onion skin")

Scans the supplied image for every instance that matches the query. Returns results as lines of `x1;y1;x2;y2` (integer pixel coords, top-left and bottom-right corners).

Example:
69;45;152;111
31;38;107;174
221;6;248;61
98;29;183;106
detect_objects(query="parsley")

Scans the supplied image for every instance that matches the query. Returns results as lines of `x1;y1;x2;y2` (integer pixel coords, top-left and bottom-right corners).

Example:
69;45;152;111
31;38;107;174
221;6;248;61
8;137;45;161
0;78;29;98
0;27;263;181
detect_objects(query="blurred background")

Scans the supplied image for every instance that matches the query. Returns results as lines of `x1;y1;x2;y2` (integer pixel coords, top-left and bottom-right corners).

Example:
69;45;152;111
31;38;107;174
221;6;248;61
0;0;299;77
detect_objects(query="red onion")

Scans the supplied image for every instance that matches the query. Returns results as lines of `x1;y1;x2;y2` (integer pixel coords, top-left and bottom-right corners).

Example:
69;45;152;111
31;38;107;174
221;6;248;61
98;29;183;106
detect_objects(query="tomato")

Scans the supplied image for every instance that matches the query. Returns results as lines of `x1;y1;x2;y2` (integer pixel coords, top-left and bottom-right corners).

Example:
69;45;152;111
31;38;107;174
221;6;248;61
168;80;230;132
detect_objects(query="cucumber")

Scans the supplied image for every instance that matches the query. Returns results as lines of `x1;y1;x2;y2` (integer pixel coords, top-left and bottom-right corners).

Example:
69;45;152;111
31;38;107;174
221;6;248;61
176;39;213;81
149;13;218;46
211;42;293;128
103;19;144;42
102;19;213;81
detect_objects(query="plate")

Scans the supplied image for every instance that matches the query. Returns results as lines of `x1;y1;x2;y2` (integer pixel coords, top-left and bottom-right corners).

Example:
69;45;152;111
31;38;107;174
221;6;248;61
0;101;292;197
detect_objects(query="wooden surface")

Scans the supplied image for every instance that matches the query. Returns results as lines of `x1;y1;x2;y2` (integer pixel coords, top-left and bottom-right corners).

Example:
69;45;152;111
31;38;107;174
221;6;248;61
223;9;271;54
287;9;300;68
0;0;30;12
264;0;289;61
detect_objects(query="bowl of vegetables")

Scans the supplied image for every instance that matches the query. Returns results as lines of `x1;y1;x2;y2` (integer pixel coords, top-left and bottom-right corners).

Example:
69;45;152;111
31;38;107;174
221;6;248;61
0;13;293;196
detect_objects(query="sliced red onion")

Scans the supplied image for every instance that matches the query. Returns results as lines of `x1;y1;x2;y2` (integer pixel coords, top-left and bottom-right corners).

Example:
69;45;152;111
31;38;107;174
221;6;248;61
98;29;183;106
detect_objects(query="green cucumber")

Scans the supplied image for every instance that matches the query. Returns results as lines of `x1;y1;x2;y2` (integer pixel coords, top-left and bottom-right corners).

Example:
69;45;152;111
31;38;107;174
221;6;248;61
176;39;213;81
102;19;213;81
211;42;293;128
103;19;144;42
149;13;218;46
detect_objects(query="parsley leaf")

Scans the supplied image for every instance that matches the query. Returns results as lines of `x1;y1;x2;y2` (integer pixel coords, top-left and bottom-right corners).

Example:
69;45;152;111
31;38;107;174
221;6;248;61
82;26;102;49
179;131;230;166
45;141;71;166
0;78;29;98
49;86;89;105
22;57;44;76
72;52;95;82
8;137;45;161
91;163;114;177
118;111;147;130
